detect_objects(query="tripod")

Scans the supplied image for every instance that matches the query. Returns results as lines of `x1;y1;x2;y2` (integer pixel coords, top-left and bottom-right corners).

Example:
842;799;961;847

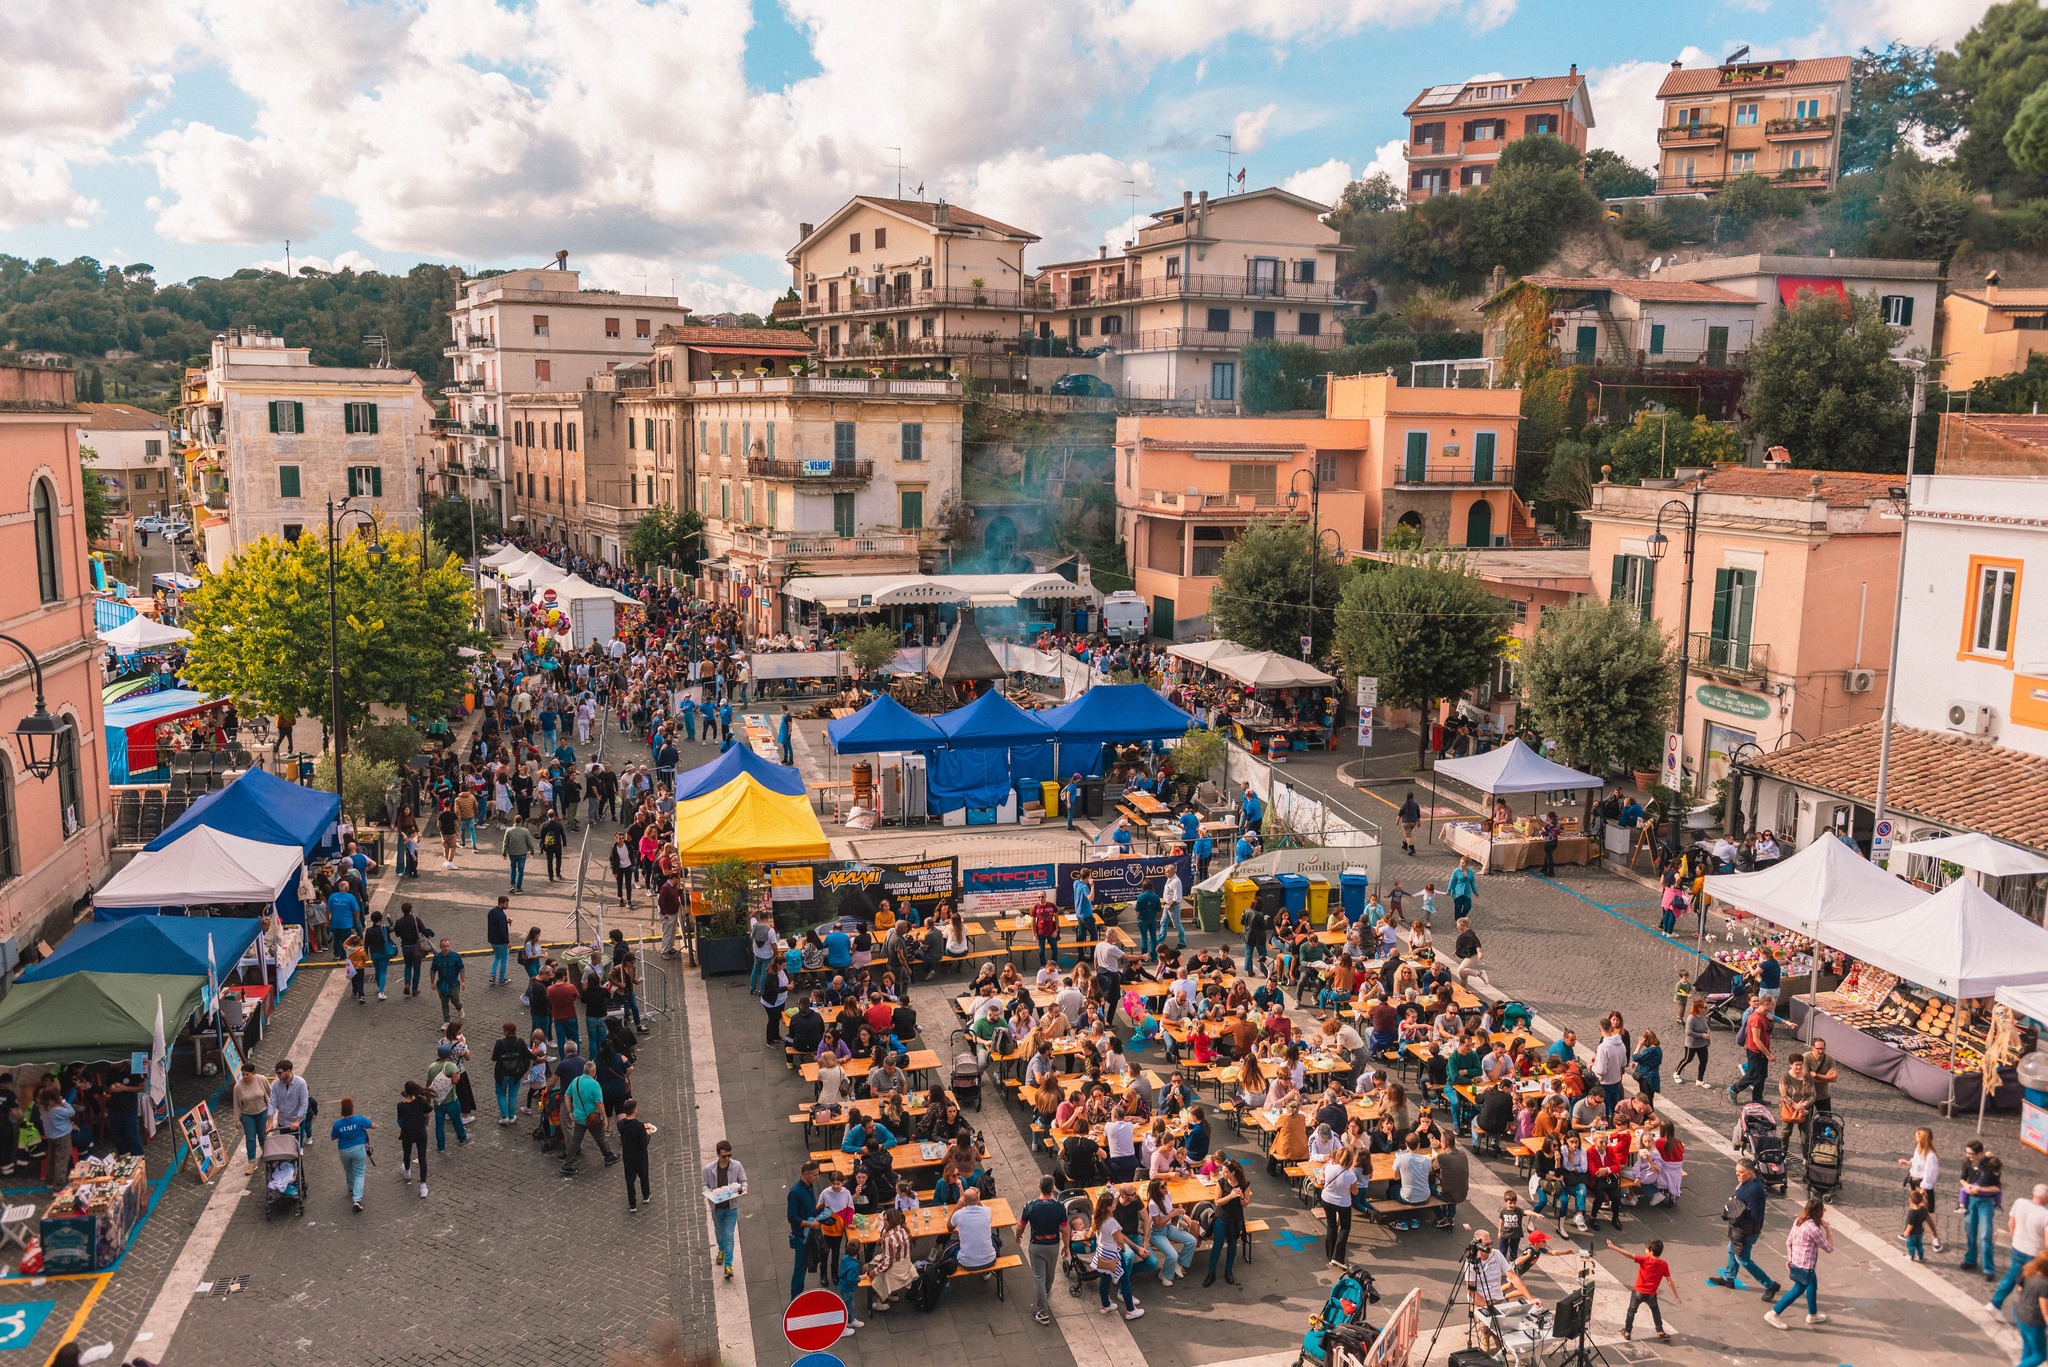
1548;1262;1612;1367
1418;1250;1496;1363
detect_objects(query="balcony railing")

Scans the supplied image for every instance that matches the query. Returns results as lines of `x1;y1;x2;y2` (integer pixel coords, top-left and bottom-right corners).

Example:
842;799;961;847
1658;123;1726;145
1138;489;1282;514
802;285;1046;317
1051;273;1348;307
1394;461;1517;486
692;376;962;398
1653;175;1724;194
1688;632;1770;680
1121;327;1345;353
1765;114;1836;139
1406;140;1457;160
1773;163;1828;183
731;530;920;560
745;457;874;484
816;334;1024;361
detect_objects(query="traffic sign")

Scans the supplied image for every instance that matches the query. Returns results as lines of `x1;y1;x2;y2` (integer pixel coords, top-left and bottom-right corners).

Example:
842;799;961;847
783;1290;848;1351
792;1354;846;1367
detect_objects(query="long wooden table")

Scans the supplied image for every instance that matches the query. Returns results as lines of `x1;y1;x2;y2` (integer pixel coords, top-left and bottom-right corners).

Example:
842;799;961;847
815;1139;956;1176
800;1049;942;1087
843;1198;1016;1247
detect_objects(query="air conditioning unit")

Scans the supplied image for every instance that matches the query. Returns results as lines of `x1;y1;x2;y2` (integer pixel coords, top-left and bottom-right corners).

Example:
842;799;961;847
918;256;931;266
1945;699;1994;736
804;273;816;283
1843;668;1876;694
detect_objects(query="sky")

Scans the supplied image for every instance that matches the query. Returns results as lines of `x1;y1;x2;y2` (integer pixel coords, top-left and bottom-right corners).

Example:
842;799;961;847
0;0;1995;314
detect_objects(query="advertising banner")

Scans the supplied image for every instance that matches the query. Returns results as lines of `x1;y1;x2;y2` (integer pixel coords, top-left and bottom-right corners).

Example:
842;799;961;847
960;862;1057;916
1054;852;1191;912
767;857;960;924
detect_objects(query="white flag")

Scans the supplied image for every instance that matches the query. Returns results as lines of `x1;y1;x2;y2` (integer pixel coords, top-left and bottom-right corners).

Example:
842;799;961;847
207;932;218;1002
145;992;168;1139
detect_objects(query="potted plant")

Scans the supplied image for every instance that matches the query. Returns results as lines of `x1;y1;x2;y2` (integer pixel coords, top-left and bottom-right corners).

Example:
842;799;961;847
970;276;987;304
696;856;757;978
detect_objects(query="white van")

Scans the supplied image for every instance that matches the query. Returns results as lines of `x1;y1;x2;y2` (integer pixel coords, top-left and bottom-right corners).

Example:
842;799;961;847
1101;590;1150;640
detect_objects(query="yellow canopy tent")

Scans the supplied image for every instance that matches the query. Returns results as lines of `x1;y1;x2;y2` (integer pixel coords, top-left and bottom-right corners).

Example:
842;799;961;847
672;773;832;866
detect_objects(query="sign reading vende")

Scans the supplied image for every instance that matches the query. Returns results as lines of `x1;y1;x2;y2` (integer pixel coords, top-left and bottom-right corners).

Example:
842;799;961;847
783;1290;848;1352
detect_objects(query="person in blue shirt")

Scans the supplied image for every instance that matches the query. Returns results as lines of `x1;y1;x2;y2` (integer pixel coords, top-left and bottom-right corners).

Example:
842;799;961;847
1241;789;1264;834
1063;775;1083;830
841;1117;896;1153
1073;875;1097;947
1193;834;1214;880
787;1159;822;1299
1112;822;1134;854
1178;809;1200;842
777;708;794;765
330;1097;375;1211
326;885;361;941
1545;1032;1579;1067
718;701;734;739
1448;858;1478;921
823;925;853;971
1235;834;1255;866
678;697;697;742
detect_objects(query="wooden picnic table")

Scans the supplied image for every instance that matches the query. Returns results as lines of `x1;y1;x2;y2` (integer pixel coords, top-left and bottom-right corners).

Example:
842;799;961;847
1086;1174;1221;1208
786;1097;928;1126
844;1198;1016;1246
955;987;1060;1017
1242;1100;1381;1133
815;1140;956;1176
800;1049;943;1086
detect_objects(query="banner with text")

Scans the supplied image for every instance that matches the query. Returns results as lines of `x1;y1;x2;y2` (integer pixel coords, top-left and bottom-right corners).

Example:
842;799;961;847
1055;852;1191;912
766;856;960;925
960;862;1058;916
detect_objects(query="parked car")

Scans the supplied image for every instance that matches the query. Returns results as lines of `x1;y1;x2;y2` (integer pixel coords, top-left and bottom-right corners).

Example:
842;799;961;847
1049;373;1115;397
134;516;167;534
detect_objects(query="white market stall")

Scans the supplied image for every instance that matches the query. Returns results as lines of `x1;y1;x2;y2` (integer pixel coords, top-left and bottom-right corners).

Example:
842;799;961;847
1431;739;1603;872
99;616;193;652
95;826;304;910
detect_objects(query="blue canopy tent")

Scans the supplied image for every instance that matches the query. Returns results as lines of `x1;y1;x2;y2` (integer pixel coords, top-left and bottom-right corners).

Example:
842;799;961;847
674;745;808;800
19;916;261;999
1039;684;1195;777
825;695;946;753
931;692;1054;812
145;768;340;926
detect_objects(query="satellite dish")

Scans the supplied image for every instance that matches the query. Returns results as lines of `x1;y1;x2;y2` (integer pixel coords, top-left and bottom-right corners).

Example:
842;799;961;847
1648;257;1664;272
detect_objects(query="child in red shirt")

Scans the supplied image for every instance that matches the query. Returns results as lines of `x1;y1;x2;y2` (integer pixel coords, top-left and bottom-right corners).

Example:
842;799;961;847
1606;1237;1677;1342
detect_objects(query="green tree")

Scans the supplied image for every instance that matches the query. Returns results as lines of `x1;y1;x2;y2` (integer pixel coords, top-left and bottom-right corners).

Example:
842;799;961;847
1332;554;1511;766
1844;44;1961;174
1518;597;1675;774
78;444;110;543
1940;0;2048;195
1208;519;1352;657
1494;134;1583;177
1742;290;1909;471
1712;174;1805;234
1599;412;1744;484
312;752;398;827
626;504;704;571
1333;173;1404;218
180;528;483;729
1583;148;1654;199
1965;351;2048;411
423;494;501;561
2009;80;2048;176
1870;154;1975;260
846;623;900;675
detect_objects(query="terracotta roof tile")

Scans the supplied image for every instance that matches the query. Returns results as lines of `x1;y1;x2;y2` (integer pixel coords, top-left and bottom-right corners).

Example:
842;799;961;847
1698;468;1897;507
859;197;1040;242
1656;56;1852;99
1521;275;1756;304
654;325;814;351
1951;288;2048;309
1741;722;2048;854
1402;73;1583;116
77;402;165;430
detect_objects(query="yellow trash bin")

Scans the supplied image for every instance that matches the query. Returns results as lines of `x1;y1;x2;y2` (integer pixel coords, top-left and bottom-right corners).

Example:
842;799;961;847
1041;780;1062;815
1305;874;1332;926
1223;878;1256;935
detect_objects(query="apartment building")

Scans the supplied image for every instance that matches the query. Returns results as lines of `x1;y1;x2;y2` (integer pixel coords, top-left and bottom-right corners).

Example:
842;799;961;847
1402;68;1593;201
788;197;1040;376
0;363;112;942
1483;275;1762;369
173;329;427;570
504;392;586;547
1735;417;2048;904
1658;253;1941;358
1116;363;1532;638
1036;188;1350;405
78;402;176;541
1939;274;2048;390
1654;53;1851;196
441;262;689;521
1585;467;1900;803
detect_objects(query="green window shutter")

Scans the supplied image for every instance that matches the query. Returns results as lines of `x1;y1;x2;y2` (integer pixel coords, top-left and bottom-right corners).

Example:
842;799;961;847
343;404;354;435
370;467;383;497
279;466;300;498
1732;568;1756;645
347;468;359;498
1648;324;1665;355
1639;559;1655;623
1709;567;1732;641
1473;431;1495;481
268;401;280;434
366;403;379;435
1404;431;1427;482
292;402;304;431
1609;555;1628;602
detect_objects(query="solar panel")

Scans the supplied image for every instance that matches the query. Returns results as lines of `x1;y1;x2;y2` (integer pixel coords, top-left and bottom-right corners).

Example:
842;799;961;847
1416;85;1462;107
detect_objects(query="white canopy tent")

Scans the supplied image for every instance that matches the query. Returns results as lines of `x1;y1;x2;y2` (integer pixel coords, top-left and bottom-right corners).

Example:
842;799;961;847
1167;639;1252;667
551;573;640;606
1208;651;1336;689
95;826;303;908
1996;980;2048;1026
1834;878;2048;1000
1432;738;1602;796
100;616;193;651
1703;834;1930;938
479;544;522;568
1889;832;2048;879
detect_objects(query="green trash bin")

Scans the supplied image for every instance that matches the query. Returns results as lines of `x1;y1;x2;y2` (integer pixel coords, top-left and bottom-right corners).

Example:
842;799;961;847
1196;886;1223;933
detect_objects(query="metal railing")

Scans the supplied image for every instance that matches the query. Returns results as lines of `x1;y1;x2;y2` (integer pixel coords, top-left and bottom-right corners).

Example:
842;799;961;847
745;457;873;483
1765;114;1836;138
802;284;1046;316
1688;632;1769;679
690;376;962;398
1120;327;1344;353
1052;274;1347;307
732;530;920;558
817;334;1024;360
1394;460;1516;486
1658;123;1726;144
1654;175;1724;194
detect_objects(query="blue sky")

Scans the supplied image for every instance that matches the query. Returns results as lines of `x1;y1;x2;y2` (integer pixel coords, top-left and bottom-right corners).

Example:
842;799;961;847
1;0;1987;312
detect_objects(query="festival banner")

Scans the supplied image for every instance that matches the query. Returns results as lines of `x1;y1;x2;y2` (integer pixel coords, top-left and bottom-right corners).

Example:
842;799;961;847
960;862;1057;916
1054;852;1191;912
767;856;960;924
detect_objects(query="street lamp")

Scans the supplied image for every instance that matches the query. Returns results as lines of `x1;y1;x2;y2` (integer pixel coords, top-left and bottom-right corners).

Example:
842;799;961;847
1644;474;1704;860
1872;357;1929;847
325;496;385;813
0;634;66;781
1287;467;1325;660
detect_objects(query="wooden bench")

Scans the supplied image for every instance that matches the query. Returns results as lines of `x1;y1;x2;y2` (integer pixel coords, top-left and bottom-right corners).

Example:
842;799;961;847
859;1252;1021;1308
1364;1197;1456;1230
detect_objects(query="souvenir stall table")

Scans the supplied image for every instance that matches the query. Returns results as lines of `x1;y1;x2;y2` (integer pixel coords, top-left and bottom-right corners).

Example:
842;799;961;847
1431;740;1603;873
39;1155;148;1272
1162;643;1335;756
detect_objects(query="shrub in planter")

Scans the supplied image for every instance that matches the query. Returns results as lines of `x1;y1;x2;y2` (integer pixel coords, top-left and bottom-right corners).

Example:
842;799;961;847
698;857;756;977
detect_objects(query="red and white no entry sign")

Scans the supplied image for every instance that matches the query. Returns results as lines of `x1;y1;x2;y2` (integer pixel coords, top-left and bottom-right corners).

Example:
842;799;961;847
783;1290;848;1351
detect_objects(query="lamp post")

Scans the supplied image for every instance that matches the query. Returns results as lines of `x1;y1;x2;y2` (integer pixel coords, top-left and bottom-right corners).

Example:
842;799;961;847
325;497;385;817
0;633;68;782
1287;467;1325;660
1872;358;1928;847
1644;475;1704;860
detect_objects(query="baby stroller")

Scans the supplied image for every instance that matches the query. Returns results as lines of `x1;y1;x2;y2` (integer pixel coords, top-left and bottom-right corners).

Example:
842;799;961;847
948;1029;984;1111
1732;1102;1788;1194
261;1132;306;1220
1803;1112;1845;1204
1298;1262;1380;1367
1060;1208;1100;1297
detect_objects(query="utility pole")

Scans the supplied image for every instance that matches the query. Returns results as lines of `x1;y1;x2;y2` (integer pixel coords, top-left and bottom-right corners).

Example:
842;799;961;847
1872;358;1928;841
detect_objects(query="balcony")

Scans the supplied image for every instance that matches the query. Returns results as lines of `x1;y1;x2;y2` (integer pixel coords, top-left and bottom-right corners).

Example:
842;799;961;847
1052;273;1349;307
814;334;1026;362
1405;140;1458;161
731;529;921;561
1658;123;1726;146
1137;489;1281;517
801;284;1047;318
1773;163;1829;184
1653;175;1724;195
692;375;962;399
745;457;873;486
430;420;501;439
1122;327;1346;354
1394;460;1517;487
1688;632;1770;681
1765;114;1836;140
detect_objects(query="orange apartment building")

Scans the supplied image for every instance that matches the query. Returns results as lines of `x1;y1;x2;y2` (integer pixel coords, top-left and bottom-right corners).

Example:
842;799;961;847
1654;53;1850;196
1403;68;1593;202
1938;274;2048;391
1116;365;1534;637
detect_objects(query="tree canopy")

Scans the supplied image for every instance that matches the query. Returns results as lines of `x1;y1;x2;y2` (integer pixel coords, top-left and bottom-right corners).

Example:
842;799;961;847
1518;597;1674;774
1332;554;1510;763
180;528;483;729
423;495;501;563
626;504;705;572
1942;0;2048;197
1844;44;1962;175
1741;290;1909;471
1208;519;1353;658
1583;149;1655;199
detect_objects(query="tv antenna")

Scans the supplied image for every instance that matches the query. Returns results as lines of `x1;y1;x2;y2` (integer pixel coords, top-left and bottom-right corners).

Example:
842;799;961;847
1218;132;1235;193
362;333;390;368
888;147;909;198
283;239;291;276
1123;178;1141;245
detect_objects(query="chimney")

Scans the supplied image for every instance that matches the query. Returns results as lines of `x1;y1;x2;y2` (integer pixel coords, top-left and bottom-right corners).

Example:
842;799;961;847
1098;245;1107;259
1670;58;1682;70
1569;63;1577;78
1181;189;1193;222
1810;473;1825;496
799;222;814;240
933;200;951;228
1490;264;1507;295
555;249;569;269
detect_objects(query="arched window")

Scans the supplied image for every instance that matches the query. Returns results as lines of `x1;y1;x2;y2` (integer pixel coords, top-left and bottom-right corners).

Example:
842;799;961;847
55;713;81;839
31;478;58;603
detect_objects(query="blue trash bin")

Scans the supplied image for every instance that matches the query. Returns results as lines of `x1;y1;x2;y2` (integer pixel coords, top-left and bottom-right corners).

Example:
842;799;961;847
1277;872;1310;916
1339;867;1371;923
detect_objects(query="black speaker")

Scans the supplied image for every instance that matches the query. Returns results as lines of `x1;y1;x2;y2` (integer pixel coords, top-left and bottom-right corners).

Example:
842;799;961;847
1448;1350;1504;1367
1550;1283;1595;1340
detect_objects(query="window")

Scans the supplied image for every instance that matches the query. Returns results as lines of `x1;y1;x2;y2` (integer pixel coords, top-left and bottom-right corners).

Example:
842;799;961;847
346;466;384;498
267;401;304;434
552;421;563;449
636;319;650;338
833;492;856;538
1165;257;1181;278
1730;151;1755;174
1795;98;1821;120
697;477;709;512
767;422;777;459
535;359;552;382
1610;553;1656;624
567;422;576;451
1881;295;1915;327
1299;312;1321;336
1403;431;1428;483
742;484;753;524
901;423;923;462
849;231;861;253
1525;113;1557;136
1966;557;2022;661
627;420;636;451
1788;147;1815;169
532;314;549;336
873;227;887;249
741;421;752;458
1709;567;1758;668
1294;260;1316;283
31;478;58;603
699;420;708;452
834;422;856;460
1459;165;1492;188
1078;317;1093;337
1226;463;1275;502
0;753;16;883
54;715;79;838
1100;315;1122;335
766;489;777;526
644;418;655;450
719;421;729;456
1473;430;1498;482
1210;362;1236;402
1734;103;1758;126
278;465;301;498
542;475;551;502
144;439;162;457
920;317;935;337
283;524;303;542
1494;595;1528;623
1316;453;1340;484
719;482;730;519
900;489;924;530
605;317;620;338
1463;119;1504;142
1648;323;1666;355
1206;307;1231;332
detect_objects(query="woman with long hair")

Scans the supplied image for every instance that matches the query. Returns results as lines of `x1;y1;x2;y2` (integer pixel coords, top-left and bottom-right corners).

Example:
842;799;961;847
1091;1190;1145;1320
1764;1196;1834;1329
868;1206;918;1310
1203;1155;1251;1287
1898;1128;1943;1253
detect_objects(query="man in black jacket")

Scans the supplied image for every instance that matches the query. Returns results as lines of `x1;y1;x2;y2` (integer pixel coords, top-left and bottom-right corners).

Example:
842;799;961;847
539;809;569;881
787;997;827;1057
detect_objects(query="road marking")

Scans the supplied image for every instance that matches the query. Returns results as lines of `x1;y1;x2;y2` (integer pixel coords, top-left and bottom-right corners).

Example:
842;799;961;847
37;1276;104;1366
681;966;754;1367
122;964;349;1362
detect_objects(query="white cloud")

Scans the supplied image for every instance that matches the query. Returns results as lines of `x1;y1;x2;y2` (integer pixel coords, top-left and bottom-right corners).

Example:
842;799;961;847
248;250;381;275
1233;104;1279;155
1282;158;1354;206
146;122;328;243
1825;0;1982;49
1586;48;1712;173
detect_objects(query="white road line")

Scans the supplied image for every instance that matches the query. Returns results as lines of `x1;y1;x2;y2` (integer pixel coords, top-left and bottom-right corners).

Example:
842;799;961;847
124;963;350;1362
682;966;755;1367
